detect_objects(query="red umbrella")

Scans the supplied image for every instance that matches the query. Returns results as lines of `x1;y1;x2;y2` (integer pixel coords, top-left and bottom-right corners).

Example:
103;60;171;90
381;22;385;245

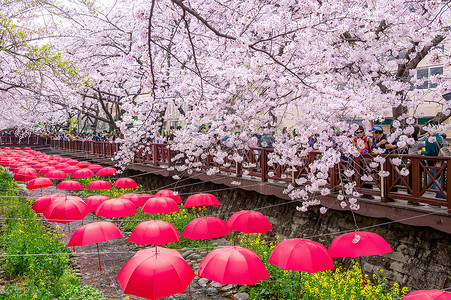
44;197;90;224
142;197;180;214
72;168;95;179
46;170;68;180
32;163;47;171
24;147;31;150
77;161;91;168
184;193;220;208
55;162;69;170
268;238;334;297
14;147;21;151
227;210;273;234
97;167;117;176
182;217;230;243
27;177;54;190
39;166;56;175
47;160;58;166
32;195;54;213
153;190;182;204
9;162;25;172
87;164;103;172
64;165;81;174
56;180;84;191
198;246;270;285
113;178;138;189
129;220;180;245
329;231;392;287
96;198;138;218
68;221;123;271
68;221;123;246
66;159;79;166
85;195;110;212
117;248;195;300
402;290;451;300
119;193;150;207
87;180;112;190
328;231;393;258
13;167;39;182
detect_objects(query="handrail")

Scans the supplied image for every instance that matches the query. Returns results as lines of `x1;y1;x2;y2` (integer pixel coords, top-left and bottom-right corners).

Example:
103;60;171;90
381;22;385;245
49;139;451;211
0;135;50;146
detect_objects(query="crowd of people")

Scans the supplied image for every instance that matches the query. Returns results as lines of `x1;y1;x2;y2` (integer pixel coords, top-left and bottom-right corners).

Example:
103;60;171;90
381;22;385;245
47;130;122;143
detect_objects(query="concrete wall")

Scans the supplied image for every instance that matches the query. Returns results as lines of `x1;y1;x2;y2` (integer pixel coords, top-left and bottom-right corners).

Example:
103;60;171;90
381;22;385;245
130;170;451;291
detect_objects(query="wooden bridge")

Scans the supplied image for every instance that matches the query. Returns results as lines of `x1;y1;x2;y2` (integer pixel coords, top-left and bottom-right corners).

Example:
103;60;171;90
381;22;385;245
3;137;450;234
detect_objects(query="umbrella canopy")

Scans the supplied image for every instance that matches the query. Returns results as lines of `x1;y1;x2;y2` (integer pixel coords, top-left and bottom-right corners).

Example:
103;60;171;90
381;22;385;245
44;197;90;224
182;217;230;241
153;190;183;204
64;165;81;174
119;193;149;207
56;180;84;191
129;220;180;245
77;161;92;168
55;162;69;170
113;178;138;189
142;197;180;214
402;290;451;300
87;180;112;190
67;221;123;247
268;239;334;273
13;167;39;182
72;168;95;179
32;195;54;213
96;198;138;218
66;159;79;166
132;247;183;259
27;177;54;190
184;193;220;208
227;210;273;234
87;164;103;172
117;248;195;300
39;166;56;175
46;170;68;180
328;231;393;258
97;167;117;176
85;195;110;212
198;246;270;285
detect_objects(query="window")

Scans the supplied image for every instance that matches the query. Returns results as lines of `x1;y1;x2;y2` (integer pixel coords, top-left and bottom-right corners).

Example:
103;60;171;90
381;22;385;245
416;66;443;89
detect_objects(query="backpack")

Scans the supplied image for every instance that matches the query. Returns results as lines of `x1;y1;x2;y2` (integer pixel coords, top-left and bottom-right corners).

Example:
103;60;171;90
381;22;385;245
435;140;451;156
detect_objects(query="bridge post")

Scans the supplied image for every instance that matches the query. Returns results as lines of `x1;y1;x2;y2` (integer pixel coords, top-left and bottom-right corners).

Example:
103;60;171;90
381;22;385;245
260;149;267;182
412;157;420;200
447;158;451;214
381;158;393;203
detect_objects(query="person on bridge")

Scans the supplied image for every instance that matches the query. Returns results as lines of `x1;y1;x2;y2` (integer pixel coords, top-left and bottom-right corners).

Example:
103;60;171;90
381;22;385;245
370;125;398;154
352;125;372;153
417;120;445;200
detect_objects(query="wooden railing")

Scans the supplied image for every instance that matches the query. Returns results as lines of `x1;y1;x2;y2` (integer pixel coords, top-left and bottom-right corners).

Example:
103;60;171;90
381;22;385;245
50;140;451;210
0;135;50;146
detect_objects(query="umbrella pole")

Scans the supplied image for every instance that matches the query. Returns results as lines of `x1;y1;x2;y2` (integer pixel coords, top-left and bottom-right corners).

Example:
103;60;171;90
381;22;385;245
97;243;102;272
299;271;302;298
359;257;365;287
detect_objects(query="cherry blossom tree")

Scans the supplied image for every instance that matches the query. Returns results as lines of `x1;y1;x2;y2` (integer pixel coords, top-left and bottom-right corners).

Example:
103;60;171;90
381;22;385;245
2;0;451;209
95;0;450;206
